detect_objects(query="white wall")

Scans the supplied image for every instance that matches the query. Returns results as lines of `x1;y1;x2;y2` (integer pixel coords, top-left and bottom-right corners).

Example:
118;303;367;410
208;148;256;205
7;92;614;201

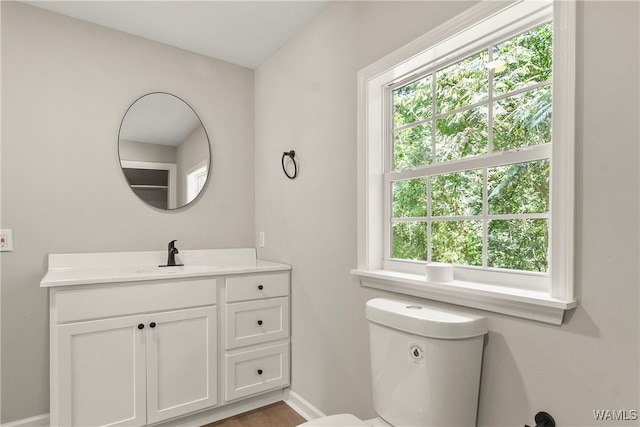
119;140;177;163
1;2;255;422
255;1;639;426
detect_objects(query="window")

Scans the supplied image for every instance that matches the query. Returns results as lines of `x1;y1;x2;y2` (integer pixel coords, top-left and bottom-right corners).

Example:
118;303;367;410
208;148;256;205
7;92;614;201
186;161;208;204
354;0;576;324
389;22;552;274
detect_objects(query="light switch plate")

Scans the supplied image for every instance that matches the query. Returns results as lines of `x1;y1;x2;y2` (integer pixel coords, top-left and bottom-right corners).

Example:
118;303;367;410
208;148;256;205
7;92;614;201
0;229;13;251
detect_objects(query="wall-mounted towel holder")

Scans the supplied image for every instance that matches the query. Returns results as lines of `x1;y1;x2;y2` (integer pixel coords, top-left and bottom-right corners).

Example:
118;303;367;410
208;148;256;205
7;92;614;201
282;150;298;179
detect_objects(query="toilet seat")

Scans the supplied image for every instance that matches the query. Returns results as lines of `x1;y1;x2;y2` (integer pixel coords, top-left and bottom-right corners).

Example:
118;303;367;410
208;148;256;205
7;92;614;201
297;413;369;426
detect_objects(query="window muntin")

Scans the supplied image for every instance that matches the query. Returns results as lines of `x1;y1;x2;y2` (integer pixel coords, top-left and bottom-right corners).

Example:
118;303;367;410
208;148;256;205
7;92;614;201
387;22;552;275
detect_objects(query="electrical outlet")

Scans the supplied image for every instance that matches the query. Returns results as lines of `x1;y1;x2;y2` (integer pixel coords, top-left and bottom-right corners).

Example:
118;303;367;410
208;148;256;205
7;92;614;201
259;231;265;248
0;229;13;252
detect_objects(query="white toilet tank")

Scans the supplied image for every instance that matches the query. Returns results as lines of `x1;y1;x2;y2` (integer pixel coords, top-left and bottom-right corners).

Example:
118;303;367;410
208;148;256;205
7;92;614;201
366;298;487;427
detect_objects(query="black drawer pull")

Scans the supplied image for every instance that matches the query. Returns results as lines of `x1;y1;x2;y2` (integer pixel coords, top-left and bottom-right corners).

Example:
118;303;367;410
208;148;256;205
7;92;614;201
150;322;156;328
258;285;264;290
137;323;144;330
257;369;263;375
257;320;263;326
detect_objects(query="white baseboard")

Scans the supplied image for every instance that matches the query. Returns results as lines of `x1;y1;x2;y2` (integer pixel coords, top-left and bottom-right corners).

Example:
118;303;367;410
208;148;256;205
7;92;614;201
283;389;326;421
1;413;50;427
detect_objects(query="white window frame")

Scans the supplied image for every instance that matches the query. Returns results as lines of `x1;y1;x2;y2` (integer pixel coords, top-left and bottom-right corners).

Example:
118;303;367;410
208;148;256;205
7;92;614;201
352;0;577;325
186;160;208;204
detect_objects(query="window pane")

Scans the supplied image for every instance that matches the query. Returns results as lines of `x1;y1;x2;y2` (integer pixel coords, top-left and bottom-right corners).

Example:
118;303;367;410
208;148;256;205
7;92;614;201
488;160;549;215
197;173;207;191
493;23;553;95
493;85;552;152
435;106;488;162
392;221;427;261
392;178;427;218
431;220;482;266
431;170;483;217
393;124;432;170
488;219;548;272
436;51;488;114
393;76;432;128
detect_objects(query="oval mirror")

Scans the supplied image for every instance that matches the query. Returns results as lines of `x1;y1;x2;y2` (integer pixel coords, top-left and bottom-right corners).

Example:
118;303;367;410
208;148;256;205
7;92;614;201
118;93;210;210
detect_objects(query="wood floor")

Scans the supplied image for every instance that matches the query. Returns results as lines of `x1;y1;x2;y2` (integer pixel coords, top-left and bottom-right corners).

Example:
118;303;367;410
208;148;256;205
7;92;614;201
202;402;307;427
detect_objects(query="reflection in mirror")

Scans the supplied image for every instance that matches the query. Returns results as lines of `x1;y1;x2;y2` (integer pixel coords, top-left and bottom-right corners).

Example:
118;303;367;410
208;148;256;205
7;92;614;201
118;93;210;210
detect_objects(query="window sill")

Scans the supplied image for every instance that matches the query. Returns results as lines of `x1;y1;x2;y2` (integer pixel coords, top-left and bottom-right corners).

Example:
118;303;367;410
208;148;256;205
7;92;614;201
351;269;577;325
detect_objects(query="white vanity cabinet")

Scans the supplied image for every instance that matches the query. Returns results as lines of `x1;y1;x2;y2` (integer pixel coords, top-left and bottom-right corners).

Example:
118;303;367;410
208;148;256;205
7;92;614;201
43;248;291;427
50;278;218;427
224;272;290;401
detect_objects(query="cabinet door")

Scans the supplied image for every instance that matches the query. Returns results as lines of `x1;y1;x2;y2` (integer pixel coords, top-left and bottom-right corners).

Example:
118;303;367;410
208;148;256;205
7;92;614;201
146;306;217;424
57;316;147;427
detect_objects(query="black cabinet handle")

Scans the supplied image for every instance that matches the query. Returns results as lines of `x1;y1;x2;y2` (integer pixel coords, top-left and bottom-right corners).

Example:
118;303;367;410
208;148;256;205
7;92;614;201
257;369;263;375
150;322;156;328
257;320;263;326
258;285;264;290
137;323;144;330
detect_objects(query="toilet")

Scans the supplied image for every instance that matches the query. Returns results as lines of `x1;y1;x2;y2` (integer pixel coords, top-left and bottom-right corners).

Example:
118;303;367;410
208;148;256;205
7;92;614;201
298;297;488;427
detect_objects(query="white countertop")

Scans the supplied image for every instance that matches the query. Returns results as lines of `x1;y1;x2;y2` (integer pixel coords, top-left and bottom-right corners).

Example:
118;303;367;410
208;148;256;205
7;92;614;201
41;248;291;287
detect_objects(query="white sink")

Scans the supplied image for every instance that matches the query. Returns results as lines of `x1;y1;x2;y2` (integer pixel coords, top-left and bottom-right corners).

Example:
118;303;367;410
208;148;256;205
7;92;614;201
135;265;219;275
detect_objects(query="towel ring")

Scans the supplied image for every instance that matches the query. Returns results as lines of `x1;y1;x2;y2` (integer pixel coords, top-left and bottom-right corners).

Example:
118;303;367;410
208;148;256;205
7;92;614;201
282;150;298;179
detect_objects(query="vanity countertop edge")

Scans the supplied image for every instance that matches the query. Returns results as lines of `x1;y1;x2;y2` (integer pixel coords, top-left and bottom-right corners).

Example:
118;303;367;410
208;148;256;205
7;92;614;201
40;248;291;288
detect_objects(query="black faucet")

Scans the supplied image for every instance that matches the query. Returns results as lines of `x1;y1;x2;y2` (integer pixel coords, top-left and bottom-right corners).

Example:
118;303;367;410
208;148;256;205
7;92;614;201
160;240;184;267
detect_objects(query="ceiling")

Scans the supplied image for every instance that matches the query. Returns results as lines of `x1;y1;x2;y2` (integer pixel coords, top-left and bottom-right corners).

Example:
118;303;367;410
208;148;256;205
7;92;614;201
22;0;331;69
119;93;203;146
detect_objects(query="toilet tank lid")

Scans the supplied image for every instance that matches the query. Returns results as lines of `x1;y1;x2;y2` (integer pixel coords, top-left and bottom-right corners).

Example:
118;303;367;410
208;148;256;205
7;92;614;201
365;298;488;339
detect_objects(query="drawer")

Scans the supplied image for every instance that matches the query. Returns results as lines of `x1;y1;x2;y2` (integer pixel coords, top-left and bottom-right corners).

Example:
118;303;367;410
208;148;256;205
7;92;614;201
226;298;289;349
225;343;289;401
54;278;217;323
225;273;289;302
